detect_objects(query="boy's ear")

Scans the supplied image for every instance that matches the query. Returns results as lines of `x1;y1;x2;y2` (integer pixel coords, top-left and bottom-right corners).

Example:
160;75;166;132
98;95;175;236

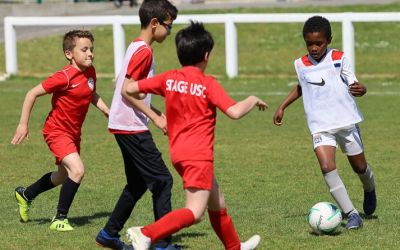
64;50;73;60
150;18;159;29
327;36;332;44
204;52;210;62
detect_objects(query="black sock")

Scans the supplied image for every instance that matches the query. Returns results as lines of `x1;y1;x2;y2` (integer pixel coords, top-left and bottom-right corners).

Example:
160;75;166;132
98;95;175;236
56;177;80;219
24;172;55;201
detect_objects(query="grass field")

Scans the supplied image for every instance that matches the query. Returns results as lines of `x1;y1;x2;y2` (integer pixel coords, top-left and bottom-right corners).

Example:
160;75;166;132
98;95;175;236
1;3;400;250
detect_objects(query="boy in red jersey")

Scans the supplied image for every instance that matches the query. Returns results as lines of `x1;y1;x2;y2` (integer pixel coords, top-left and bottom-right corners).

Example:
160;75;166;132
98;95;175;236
11;30;109;231
273;16;376;230
96;1;179;249
122;22;266;250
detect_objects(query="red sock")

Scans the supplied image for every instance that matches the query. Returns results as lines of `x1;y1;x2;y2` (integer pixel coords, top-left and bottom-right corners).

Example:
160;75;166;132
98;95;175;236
142;208;195;242
208;208;241;250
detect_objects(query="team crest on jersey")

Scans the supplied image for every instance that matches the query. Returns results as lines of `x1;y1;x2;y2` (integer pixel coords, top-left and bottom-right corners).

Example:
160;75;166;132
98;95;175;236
87;77;94;91
313;134;322;144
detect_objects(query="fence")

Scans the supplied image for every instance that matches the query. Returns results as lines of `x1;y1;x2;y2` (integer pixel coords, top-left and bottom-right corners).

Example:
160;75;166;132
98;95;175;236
4;13;400;78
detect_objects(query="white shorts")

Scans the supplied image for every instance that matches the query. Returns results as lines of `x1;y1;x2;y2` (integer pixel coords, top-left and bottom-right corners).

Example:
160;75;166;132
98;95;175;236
312;124;364;156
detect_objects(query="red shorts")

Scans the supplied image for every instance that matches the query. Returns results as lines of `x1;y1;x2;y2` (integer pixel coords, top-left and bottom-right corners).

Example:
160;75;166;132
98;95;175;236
43;132;80;165
174;160;214;190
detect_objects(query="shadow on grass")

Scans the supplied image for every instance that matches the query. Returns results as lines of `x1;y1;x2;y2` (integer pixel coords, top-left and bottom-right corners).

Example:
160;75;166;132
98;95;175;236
171;231;207;249
309;230;342;236
31;211;111;226
360;213;378;220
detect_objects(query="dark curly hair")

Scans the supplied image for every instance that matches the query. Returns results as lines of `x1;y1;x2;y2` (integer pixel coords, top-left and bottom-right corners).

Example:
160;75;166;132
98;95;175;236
303;16;332;39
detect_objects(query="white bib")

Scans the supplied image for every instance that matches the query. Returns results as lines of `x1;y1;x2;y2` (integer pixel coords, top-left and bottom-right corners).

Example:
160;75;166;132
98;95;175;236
108;41;155;131
295;49;363;134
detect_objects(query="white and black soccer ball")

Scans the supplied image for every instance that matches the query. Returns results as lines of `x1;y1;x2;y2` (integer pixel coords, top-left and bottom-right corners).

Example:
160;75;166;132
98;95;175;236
307;202;342;235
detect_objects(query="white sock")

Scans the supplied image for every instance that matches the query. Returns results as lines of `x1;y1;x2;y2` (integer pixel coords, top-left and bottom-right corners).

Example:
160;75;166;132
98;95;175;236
358;164;375;192
323;169;356;214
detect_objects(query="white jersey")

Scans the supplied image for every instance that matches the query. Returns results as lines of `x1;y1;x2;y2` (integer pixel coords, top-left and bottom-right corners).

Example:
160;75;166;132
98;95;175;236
294;48;363;134
108;40;155;131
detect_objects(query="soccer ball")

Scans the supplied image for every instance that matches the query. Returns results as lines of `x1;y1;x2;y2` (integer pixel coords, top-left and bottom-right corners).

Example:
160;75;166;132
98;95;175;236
307;202;342;235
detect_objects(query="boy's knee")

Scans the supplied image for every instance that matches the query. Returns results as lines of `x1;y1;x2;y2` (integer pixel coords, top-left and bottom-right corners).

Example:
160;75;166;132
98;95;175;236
151;175;173;194
320;163;336;173
70;169;85;182
162;175;173;190
352;164;367;174
187;208;205;223
194;213;205;224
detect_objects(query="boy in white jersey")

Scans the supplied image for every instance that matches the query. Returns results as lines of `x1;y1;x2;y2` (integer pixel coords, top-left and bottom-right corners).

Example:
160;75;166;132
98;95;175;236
95;1;179;249
273;16;376;230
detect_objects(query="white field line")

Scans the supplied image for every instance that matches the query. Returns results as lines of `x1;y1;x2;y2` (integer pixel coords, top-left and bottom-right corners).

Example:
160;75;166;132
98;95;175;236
228;91;400;96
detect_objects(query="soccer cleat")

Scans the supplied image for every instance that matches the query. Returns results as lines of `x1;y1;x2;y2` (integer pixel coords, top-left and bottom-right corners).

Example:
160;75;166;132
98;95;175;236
96;229;134;250
363;189;377;216
346;213;363;229
155;244;181;250
241;235;261;250
126;227;151;250
49;216;74;232
15;186;32;222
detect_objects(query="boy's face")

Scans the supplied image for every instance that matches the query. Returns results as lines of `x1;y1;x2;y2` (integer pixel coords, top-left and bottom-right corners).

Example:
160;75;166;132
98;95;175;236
304;31;332;61
65;37;94;71
153;16;173;43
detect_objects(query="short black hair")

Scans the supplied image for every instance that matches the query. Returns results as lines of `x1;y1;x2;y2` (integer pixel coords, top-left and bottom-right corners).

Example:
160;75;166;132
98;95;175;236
139;0;178;28
175;21;214;66
63;30;94;52
303;16;332;39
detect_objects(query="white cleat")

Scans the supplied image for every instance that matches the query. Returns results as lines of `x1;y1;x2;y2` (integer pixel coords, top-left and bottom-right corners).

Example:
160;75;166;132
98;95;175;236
126;226;151;250
241;235;261;250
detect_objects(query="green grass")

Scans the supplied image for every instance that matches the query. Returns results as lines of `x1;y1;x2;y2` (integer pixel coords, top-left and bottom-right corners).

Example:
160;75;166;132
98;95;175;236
1;3;400;250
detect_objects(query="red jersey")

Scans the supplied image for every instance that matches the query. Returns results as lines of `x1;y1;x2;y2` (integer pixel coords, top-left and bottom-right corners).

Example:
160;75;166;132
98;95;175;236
42;65;96;138
138;66;236;164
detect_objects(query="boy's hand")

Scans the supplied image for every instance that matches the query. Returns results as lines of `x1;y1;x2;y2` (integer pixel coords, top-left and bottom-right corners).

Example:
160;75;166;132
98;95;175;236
273;108;284;126
349;82;367;97
256;99;268;111
152;115;167;135
11;124;29;145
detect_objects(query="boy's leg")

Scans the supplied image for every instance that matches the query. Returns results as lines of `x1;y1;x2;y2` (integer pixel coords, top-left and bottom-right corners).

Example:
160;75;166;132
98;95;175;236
115;133;174;248
22;171;58;201
347;154;376;216
128;188;208;248
315;146;362;228
315;146;356;213
339;126;376;216
50;153;84;231
103;134;149;237
15;170;60;222
103;185;145;235
137;133;173;247
323;169;357;214
141;188;207;242
207;177;241;250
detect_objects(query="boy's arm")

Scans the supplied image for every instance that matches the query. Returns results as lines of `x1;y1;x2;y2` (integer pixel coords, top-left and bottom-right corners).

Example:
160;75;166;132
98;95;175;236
121;78;167;134
341;55;367;97
91;92;110;118
150;104;166;119
273;84;302;126
11;84;47;145
225;96;267;120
